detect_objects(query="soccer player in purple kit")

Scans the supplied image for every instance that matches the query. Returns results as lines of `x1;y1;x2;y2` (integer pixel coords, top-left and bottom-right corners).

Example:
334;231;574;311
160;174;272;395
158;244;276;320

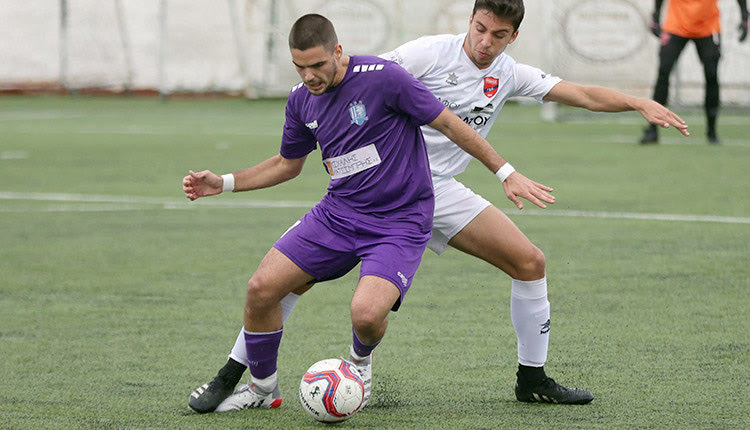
183;13;553;412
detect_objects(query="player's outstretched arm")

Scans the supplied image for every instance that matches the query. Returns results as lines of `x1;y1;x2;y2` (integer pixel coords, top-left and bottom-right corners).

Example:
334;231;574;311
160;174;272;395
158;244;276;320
544;81;689;136
427;107;555;210
183;154;307;201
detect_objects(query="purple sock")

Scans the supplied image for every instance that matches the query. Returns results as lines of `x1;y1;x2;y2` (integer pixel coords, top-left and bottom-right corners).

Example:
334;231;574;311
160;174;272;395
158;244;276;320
352;327;380;358
244;328;283;379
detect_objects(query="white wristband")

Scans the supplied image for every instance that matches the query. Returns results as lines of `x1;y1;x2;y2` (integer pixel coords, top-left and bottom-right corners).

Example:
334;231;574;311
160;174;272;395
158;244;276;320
495;162;515;182
221;173;235;192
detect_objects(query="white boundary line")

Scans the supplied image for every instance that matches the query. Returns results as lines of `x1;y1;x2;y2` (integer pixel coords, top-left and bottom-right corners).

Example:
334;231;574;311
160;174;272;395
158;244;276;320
510;208;750;224
0;191;317;209
2;125;280;137
1;191;748;224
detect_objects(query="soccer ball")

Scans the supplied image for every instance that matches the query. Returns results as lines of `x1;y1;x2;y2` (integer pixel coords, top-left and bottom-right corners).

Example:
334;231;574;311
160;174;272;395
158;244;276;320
299;358;365;423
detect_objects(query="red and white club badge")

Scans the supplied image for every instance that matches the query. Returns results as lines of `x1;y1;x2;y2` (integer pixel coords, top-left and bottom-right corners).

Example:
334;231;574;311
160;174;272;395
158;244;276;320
483;76;499;98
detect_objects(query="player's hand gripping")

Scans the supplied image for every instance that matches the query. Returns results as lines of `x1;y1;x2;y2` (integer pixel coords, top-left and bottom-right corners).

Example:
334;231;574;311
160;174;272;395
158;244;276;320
183;170;223;201
648;11;661;38
635;99;690;136
502;171;555;210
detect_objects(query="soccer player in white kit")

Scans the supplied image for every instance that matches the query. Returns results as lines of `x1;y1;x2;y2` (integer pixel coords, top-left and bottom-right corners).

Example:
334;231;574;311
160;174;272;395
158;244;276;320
191;0;690;409
377;0;687;404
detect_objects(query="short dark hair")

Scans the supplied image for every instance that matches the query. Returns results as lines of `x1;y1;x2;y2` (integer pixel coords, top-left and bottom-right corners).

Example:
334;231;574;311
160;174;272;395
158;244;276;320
288;14;338;52
472;0;525;32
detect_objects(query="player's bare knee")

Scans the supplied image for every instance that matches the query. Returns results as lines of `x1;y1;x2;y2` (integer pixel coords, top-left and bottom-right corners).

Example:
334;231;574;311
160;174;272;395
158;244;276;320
350;308;376;331
350;305;384;337
245;276;276;311
515;246;546;281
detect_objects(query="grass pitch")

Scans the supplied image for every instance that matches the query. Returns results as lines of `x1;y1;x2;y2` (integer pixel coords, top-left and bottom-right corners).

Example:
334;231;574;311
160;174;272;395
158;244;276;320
0;95;748;429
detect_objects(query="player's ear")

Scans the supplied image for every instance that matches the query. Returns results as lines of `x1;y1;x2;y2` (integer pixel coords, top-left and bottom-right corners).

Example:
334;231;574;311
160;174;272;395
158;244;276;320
509;30;520;44
334;44;343;59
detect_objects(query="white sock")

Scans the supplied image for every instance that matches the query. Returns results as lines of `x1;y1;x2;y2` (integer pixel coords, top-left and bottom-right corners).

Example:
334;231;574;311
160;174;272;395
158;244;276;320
251;371;278;393
228;293;300;365
510;277;550;367
280;292;300;321
349;344;369;362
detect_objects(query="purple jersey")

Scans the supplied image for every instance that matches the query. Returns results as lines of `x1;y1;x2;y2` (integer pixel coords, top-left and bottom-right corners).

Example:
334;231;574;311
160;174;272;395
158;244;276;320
281;55;445;227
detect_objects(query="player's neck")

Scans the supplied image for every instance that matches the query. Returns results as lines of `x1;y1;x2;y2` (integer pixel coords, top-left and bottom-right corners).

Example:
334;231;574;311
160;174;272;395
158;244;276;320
331;55;350;88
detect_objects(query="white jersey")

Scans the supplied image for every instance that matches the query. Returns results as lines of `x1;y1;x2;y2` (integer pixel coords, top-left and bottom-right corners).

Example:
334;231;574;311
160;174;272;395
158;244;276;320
380;33;562;184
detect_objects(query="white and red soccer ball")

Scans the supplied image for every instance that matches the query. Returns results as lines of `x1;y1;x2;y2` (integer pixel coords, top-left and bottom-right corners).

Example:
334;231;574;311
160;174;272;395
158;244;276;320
299;358;365;423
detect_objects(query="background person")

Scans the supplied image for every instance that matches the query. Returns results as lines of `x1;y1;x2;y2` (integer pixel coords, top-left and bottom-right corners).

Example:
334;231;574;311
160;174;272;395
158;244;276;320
641;0;748;144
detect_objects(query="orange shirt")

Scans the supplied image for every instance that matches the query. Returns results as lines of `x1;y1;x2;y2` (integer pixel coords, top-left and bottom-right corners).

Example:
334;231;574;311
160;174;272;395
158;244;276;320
663;0;721;38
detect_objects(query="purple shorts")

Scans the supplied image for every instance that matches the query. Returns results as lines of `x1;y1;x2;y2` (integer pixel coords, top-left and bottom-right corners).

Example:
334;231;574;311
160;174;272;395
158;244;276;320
273;203;431;311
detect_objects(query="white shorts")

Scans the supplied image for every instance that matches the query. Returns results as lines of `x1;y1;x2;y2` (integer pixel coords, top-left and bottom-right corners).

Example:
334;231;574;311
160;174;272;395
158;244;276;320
427;177;492;255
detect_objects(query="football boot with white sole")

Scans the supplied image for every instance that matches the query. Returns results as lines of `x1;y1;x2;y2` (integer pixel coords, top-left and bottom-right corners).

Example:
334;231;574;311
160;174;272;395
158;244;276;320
215;383;283;411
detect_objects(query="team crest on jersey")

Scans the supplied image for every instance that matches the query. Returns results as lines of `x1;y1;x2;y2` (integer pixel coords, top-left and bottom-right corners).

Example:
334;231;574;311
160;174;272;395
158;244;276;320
483;76;499;98
349;101;368;126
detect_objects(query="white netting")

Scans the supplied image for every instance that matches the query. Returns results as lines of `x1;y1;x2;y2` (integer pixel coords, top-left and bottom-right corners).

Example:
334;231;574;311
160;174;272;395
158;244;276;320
0;0;60;89
1;0;748;103
244;0;478;96
542;0;750;106
62;0;129;90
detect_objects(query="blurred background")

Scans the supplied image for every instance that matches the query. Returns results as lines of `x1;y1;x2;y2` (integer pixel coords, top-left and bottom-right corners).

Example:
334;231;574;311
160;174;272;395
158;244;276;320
2;0;750;108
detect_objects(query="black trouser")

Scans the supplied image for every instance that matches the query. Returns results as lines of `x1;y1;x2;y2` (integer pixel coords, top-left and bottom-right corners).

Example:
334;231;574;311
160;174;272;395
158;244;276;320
652;32;722;132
